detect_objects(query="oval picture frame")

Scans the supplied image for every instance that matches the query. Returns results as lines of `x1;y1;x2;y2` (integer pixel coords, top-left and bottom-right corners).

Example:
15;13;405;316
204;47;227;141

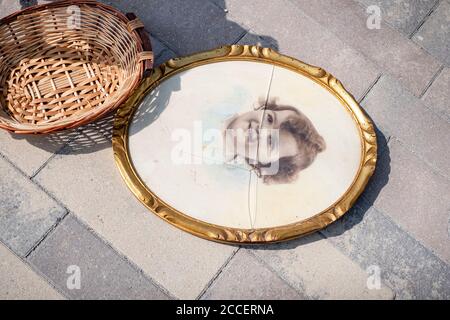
112;45;377;244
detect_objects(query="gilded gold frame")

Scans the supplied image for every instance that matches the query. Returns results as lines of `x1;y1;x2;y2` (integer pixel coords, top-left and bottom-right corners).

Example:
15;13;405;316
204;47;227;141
112;45;377;244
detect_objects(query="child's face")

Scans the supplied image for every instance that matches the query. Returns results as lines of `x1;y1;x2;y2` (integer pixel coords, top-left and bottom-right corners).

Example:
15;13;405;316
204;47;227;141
224;109;299;165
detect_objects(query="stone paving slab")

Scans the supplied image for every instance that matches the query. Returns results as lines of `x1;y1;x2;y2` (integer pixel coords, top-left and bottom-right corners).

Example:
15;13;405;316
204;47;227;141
222;0;381;101
0;0;22;17
201;250;304;300
251;233;394;299
422;67;450;121
355;0;438;36
323;206;450;299
28;214;169;300
0;156;66;257
0;242;64;300
292;0;442;97
0;129;77;177
33;136;237;299
0;0;56;18
102;0;246;55
151;36;177;66
413;0;450;65
363;138;450;264
362;75;450;180
237;32;278;50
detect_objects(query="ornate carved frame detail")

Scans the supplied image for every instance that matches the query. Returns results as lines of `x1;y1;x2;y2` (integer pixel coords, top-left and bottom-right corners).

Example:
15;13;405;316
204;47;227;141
113;45;377;244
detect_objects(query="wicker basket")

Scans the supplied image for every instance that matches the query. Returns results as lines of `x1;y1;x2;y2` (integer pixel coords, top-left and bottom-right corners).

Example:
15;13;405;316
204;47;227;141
0;0;153;134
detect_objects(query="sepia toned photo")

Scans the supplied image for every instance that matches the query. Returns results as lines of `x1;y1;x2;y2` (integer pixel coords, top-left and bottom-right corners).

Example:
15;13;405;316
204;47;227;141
223;97;326;185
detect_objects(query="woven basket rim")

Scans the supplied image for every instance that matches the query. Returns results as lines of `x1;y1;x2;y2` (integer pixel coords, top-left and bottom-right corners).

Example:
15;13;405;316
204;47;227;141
0;0;131;25
0;0;153;134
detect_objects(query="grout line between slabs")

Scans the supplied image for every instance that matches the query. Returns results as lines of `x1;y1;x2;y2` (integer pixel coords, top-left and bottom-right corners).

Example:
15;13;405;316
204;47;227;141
287;0;442;98
358;73;382;104
408;0;441;39
0;150;70;213
419;64;445;98
30;132;80;179
321;150;450;265
318;199;449;296
31;152;59;180
65;213;177;300
233;30;250;44
153;45;176;65
0;128;172;299
11;148;176;297
150;33;179;58
374;124;449;184
153;40;173;60
196;247;240;300
389;135;450;182
0;238;71;300
421;100;450;125
315;229;399;298
25;187;177;299
416;65;450;124
351;0;409;39
246;249;310;299
208;0;227;11
359;69;449;126
25;209;70;258
373;122;450;183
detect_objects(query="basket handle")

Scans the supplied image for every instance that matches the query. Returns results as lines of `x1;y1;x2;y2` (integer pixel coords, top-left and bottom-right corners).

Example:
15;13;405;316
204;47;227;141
125;13;153;77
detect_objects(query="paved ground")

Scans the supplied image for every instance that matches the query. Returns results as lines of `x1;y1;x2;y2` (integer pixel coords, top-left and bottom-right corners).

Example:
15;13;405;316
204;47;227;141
0;0;449;300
